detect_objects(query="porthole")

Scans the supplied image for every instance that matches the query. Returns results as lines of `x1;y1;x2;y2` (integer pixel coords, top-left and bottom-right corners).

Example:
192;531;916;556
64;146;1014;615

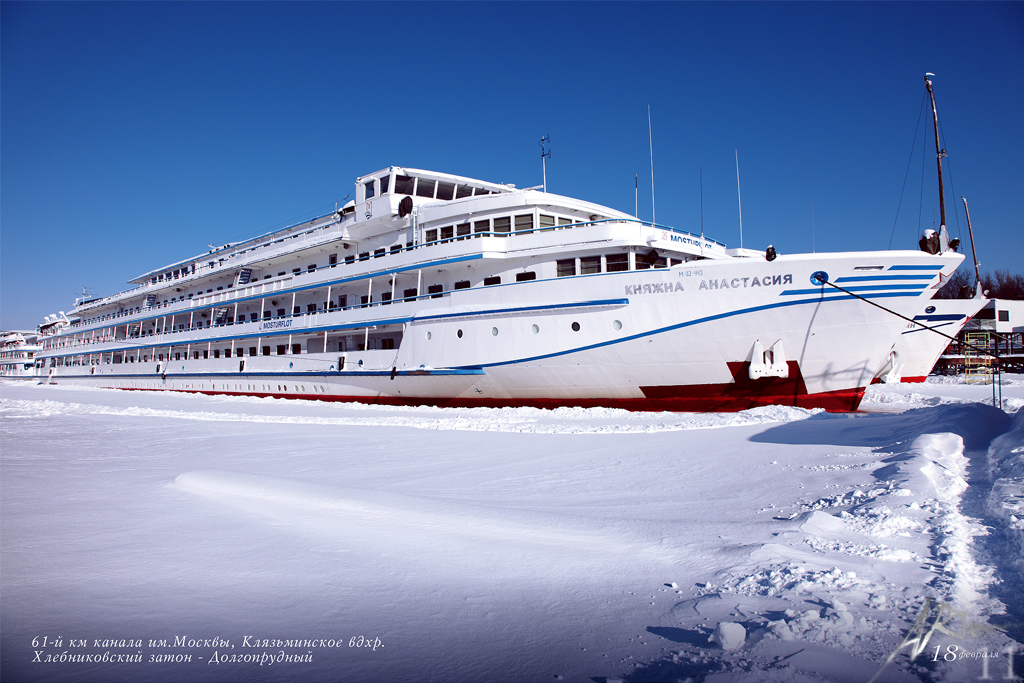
612;320;622;330
457;329;463;338
571;322;581;332
531;324;539;334
426;331;432;340
491;327;499;336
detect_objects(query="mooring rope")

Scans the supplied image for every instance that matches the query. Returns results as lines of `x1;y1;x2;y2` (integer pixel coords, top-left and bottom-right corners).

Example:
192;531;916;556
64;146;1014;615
820;278;1001;362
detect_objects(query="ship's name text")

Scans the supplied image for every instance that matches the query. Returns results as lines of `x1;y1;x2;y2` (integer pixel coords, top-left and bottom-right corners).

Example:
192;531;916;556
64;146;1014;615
624;282;687;296
261;319;294;331
625;273;792;296
700;274;792;290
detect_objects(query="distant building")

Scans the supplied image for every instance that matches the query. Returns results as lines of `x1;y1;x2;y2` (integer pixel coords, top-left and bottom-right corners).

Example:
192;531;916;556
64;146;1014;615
968;299;1024;334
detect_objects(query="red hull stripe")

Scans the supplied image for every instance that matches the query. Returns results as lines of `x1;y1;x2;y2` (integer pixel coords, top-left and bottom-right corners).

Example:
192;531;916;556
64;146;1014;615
118;386;865;413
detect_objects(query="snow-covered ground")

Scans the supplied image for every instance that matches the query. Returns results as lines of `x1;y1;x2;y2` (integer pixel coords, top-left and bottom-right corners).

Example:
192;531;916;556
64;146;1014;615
1;377;1022;683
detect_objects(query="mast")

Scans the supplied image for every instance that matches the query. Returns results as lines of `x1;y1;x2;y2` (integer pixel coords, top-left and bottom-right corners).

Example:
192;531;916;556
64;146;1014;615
961;196;983;298
539;135;550;192
924;73;948;244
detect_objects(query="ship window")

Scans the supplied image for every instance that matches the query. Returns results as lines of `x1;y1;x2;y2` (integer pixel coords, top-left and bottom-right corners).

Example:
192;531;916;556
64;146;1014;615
329;254;338;266
571;322;581;332
474;219;489;237
606;254;629;272
307;264;316;271
338;295;347;308
203;350;209;359
515;214;534;234
277;308;285;317
374;248;385;258
193;351;200;359
999;310;1010;322
454;280;471;290
292;344;301;355
428;284;444;299
390;245;401;255
250;312;258;321
360;295;370;307
213;349;220;358
249;347;257;356
557;259;576;277
307;303;317;313
415;178;436;198
381;292;392;305
456;184;473;199
493;217;511;234
293;268;301;274
359;252;370;261
484;276;501;286
436;181;455;200
440;226;454;242
540;215;556;231
581;256;601;274
277;345;287;355
262;346;270;356
404;288;418;300
456;223;470;240
516;271;536;282
425;229;438;243
395;175;414;194
293;306;301;316
277;272;285;277
345;255;355;264
558;217;573;227
364;180;375;199
379;174;390;194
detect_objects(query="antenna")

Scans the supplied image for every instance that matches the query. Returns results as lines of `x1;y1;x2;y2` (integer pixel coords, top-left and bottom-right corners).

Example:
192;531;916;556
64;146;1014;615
735;149;744;249
699;168;704;240
539;135;551;192
635;174;638;218
648;106;656;226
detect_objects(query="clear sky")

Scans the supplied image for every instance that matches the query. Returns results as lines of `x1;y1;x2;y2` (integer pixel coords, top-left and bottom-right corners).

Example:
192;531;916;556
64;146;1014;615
2;1;1022;330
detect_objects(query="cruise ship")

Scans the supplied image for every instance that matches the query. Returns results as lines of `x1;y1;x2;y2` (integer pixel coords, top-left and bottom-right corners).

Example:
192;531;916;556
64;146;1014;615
1;331;41;377
28;166;963;411
874;297;988;383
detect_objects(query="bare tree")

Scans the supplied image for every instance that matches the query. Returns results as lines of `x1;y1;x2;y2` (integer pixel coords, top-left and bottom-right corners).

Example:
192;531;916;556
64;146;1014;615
981;270;1024;300
933;268;975;299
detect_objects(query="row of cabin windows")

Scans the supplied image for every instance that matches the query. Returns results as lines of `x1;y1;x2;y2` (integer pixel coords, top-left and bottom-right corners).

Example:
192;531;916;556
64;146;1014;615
120;272;538;340
83;335;399;365
556;253;667;277
79;265;544;338
139;211;567;312
366;175;498;201
424;214;573;244
152;264;197;284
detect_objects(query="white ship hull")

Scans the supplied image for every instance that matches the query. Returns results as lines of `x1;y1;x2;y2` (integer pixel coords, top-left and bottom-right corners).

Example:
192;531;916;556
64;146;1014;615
30;166;964;411
875;297;987;383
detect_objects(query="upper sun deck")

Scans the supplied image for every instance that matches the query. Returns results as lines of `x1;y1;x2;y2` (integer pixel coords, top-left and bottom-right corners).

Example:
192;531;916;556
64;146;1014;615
65;167;725;321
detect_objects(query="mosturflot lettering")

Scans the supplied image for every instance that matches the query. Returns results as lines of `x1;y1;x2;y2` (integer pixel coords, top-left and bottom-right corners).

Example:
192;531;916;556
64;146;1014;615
699;274;792;291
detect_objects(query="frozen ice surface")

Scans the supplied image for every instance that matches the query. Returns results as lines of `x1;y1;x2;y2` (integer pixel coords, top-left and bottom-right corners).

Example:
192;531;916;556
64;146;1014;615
2;376;1022;682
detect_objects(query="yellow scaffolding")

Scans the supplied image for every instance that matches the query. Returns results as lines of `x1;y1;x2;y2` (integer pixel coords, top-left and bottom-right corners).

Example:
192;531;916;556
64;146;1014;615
964;331;992;384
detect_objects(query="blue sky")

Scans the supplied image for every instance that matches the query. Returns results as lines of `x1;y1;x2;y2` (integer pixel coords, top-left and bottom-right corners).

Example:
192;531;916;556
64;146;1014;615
2;1;1022;330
